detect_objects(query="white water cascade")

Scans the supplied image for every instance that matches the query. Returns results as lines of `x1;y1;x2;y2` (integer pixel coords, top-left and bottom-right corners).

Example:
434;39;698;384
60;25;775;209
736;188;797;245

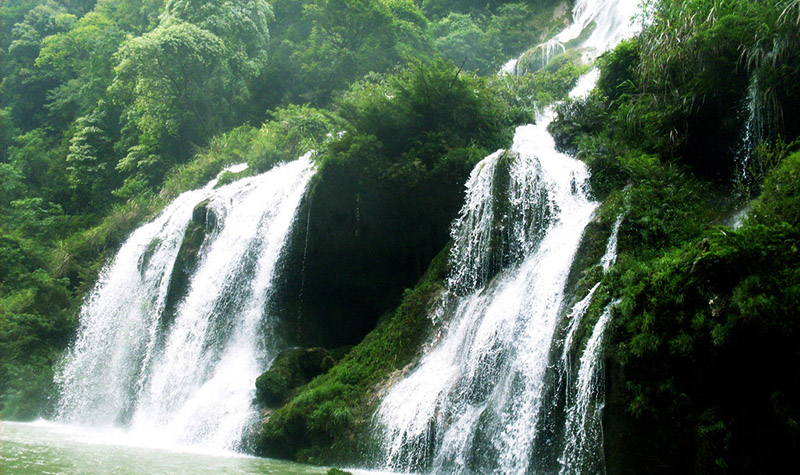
512;0;640;74
553;0;640;56
55;156;315;451
558;300;616;474
556;215;622;474
378;116;597;473
377;0;639;472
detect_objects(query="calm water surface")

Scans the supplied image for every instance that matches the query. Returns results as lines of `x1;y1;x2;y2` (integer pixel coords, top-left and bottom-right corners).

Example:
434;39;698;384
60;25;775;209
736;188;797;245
0;421;328;474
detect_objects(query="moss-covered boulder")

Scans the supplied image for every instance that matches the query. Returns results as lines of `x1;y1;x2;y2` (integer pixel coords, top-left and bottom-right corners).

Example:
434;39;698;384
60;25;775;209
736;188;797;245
256;347;335;407
162;199;217;323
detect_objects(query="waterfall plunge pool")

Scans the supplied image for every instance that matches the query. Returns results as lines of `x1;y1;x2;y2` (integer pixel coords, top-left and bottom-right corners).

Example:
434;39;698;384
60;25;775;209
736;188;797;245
0;421;387;474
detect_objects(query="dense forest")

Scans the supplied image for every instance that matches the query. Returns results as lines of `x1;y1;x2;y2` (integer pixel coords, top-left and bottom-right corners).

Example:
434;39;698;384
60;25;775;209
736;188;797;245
1;0;799;473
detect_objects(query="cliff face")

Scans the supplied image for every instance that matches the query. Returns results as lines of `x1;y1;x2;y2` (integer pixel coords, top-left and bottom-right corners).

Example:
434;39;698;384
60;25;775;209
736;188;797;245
253;1;800;470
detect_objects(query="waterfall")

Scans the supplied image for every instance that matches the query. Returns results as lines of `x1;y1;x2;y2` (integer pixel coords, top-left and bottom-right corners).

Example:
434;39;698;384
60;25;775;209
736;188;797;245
447;150;504;295
558;302;616;474
734;74;779;193
377;0;639;472
378;113;597;473
55;155;315;450
556;216;622;474
500;59;519;76
554;0;640;55
600;214;623;273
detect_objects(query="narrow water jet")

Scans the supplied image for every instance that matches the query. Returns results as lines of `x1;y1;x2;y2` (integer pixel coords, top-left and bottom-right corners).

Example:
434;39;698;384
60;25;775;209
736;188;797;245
558;302;616;474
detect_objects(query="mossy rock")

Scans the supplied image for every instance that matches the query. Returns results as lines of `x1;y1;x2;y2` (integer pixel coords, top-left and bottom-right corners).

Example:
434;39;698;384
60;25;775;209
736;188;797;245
214;168;252;188
162;200;217;327
749;150;800;227
256;347;335;407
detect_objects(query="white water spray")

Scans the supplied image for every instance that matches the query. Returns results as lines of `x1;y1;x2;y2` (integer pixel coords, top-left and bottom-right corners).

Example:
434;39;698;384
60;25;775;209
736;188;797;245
554;0;640;57
56;156;315;450
558;301;616;474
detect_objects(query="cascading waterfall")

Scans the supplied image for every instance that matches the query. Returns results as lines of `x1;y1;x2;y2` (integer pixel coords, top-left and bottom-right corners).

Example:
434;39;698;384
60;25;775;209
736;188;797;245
378;118;597;474
377;0;639;472
556;215;622;474
513;0;640;75
55;155;315;450
553;0;640;55
447;150;504;295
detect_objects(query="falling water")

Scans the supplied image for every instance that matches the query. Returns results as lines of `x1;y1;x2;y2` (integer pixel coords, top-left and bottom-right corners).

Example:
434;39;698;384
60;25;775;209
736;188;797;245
500;59;519;76
735;79;764;190
558;302;616;474
378;112;597;473
514;0;639;75
600;214;623;272
561;284;600;382
447;150;504;295
55;156;315;450
377;0;639;472
554;0;640;56
556;215;623;474
734;73;780;197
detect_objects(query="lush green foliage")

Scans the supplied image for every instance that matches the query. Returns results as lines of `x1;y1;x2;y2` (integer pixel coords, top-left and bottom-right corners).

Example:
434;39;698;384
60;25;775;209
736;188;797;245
262;0;431;105
605;218;800;472
749;149;800;226
547;1;800;472
423;0;570;65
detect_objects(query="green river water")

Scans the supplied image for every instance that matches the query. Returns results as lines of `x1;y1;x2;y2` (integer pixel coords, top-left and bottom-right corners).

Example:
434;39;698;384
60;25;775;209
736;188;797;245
0;421;342;474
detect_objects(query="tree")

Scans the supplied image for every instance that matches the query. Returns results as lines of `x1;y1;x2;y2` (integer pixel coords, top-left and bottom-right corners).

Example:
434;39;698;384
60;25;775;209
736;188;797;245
94;0;162;33
164;0;272;113
36;12;125;131
110;22;231;182
0;108;18;163
1;1;72;131
432;13;502;74
65;105;119;209
293;0;417;104
110;0;274;186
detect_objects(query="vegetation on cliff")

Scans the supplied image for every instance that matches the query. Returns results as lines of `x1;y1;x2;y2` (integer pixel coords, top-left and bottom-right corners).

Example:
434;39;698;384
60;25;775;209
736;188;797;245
1;0;799;473
547;0;800;471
